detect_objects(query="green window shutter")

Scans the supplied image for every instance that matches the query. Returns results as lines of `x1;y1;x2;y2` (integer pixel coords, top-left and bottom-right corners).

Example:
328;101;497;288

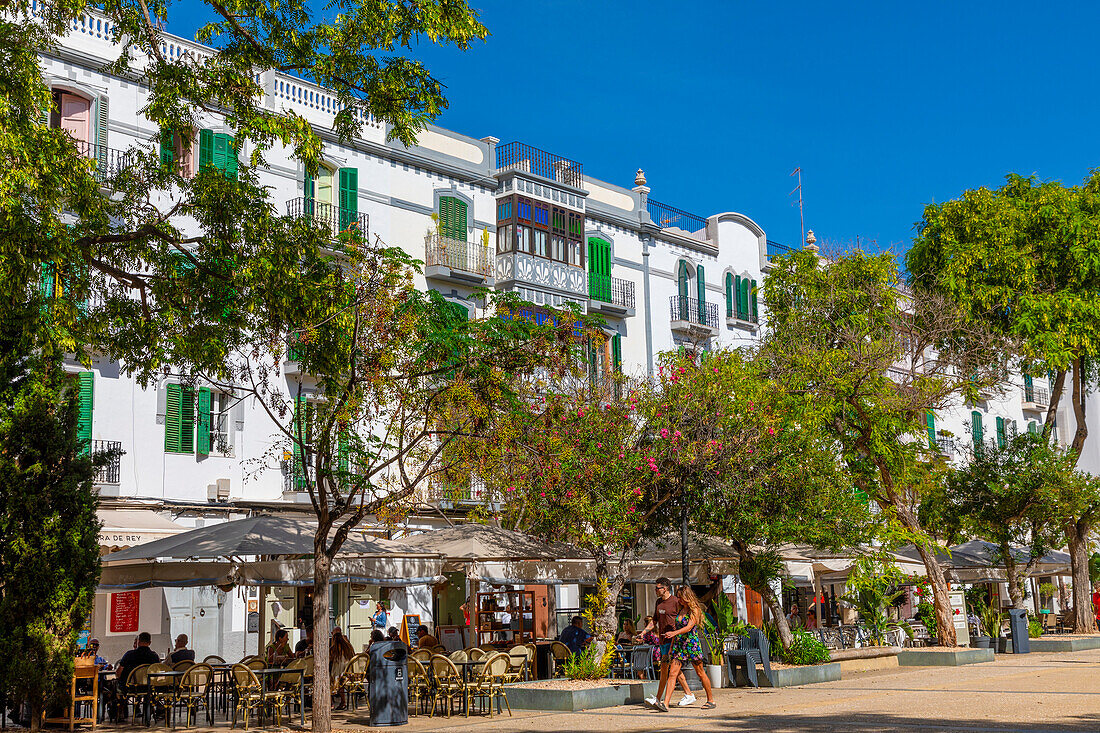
179;385;195;453
611;334;622;374
996;416;1006;448
160;128;174;167
438;196;452;236
971;410;983;454
304;168;315;202
94;96;109;171
196;387;212;455
750;279;758;322
165;383;182;453
293;396;308;490
76;371;94;453
212;132;227;172
725;273;733;318
438;195;467;240
40;262;55;300
677;261;689;320
926;411;936;449
696;264;706;322
739;276;750;318
198;129;214;169
1028;421;1039;435
222;135;238;180
338;429;349;490
338;167;358;232
587;238;611;301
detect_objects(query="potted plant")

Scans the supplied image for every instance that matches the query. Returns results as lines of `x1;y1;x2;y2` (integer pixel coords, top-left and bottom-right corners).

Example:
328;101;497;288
702;594;737;688
979;603;1002;651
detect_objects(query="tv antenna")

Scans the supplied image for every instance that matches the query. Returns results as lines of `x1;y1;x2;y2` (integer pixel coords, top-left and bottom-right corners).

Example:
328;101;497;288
790;167;805;246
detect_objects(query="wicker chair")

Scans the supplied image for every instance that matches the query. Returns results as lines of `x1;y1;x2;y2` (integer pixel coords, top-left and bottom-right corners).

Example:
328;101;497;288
147;662;176;721
342;653;369;710
276;657;308;718
230;663;287;730
173;659;196;671
448;649;468;664
549;641;571;678
431;644;447;654
464;652;511;718
467;647;485;661
121;664;152;725
244;658;267;671
203;655;226;665
504;646;527;683
429;654;466;718
173;663;212;727
410;648;432;664
407;658;431;716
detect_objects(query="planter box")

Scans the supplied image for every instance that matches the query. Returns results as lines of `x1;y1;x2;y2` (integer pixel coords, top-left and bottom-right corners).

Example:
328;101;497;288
1029;636;1100;653
733;662;840;688
505;681;658;712
897;648;993;666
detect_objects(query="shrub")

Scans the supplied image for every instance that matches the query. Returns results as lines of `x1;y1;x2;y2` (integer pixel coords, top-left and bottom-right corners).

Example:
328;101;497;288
783;629;832;665
561;642;611;680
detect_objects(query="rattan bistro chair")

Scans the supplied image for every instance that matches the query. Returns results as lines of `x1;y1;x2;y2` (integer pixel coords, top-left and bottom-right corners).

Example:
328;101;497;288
121;664;152;725
429;655;466;718
504;646;527;683
173;663;213;727
230;663;288;729
464;652;511;718
549;641;571;678
407;658;431;716
342;653;369;710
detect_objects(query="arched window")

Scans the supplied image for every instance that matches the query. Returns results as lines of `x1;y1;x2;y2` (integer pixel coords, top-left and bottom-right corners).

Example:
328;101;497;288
696;264;706;322
305;163;336;207
677;260;690;320
725;272;734;318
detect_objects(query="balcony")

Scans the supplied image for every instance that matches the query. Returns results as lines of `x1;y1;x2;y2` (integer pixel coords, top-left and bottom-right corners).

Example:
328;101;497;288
425;234;494;286
1024;384;1050;411
647;199;707;234
725;303;759;327
669;296;719;337
93;440;122;484
588;273;635;318
286;198;369;243
73;140;136;186
426;478;500;510
496;142;583;188
935;436;957;458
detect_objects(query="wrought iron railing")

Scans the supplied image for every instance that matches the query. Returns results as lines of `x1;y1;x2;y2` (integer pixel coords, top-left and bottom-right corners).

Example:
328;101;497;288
73;139;135;184
425;234;494;277
495;141;583;188
286;198;369;241
766;240;793;259
93;440;122;484
1025;384;1050;406
669;295;719;329
935;436;956;456
427;478;494;505
588;273;635;309
647;199;707;232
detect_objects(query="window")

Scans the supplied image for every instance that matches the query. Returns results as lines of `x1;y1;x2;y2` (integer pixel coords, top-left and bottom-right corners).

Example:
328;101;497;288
533;230;548;257
533;203;549;227
198;130;238;180
677;261;690;320
75;371;93;454
725;272;734;318
517;225;531;254
551;236;566;263
516;196;531;222
159;128;195;177
996;416;1007;448
611;334;622;374
337;167;359;233
439;195;468;240
50;90;91;143
926;412;936;449
567;240;582;267
970;410;983;455
304;164;336;207
749;278;759;322
496;224;513;254
497;200;512;223
588;237;611;302
196;388;234;457
165;383;195;454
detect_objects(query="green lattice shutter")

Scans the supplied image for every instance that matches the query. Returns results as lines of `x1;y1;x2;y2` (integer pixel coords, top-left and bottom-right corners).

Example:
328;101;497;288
76;371;93;453
196;387;212;455
611;334;622;374
588;237;611;302
338;167;358;233
338;429;349;490
725;273;734;317
160;128;174;168
750;279;759;322
293;396;309;490
971;410;983;455
198;129;214;169
439;196;467;240
696;264;706;322
996;416;1006;448
165;383;181;452
926;411;936;449
677;261;689;320
304;167;315;215
40;262;55;301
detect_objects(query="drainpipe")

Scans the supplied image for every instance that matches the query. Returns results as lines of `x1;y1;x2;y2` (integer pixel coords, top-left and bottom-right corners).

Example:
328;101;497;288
634;172;654;379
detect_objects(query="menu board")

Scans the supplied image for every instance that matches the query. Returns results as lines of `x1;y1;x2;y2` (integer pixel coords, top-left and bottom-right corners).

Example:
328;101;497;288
110;591;140;633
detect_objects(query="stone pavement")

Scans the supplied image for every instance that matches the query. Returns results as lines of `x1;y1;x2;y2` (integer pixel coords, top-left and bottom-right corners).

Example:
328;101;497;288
106;648;1100;732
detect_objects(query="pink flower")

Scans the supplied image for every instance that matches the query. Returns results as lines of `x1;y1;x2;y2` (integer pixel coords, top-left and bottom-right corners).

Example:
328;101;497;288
566;491;574;498
507;486;515;492
660;428;669;438
539;492;545;497
673;430;681;439
767;427;775;435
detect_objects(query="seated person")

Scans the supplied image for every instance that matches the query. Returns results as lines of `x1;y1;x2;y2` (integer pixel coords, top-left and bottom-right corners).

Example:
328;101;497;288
616;619;637;646
169;634;195;664
558;616;593;655
116;632;161;692
386;626;401;642
415;625;439;649
295;626;314;657
264;628;293;666
366;629;385;652
82;638;110;668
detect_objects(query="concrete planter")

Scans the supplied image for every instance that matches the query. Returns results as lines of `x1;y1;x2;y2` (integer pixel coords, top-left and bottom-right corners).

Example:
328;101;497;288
733;662;841;688
1028;636;1100;653
897;648;993;666
505;681;658;712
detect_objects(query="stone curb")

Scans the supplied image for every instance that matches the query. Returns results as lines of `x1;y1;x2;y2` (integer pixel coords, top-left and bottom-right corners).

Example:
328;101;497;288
504;681;659;711
897;648;994;666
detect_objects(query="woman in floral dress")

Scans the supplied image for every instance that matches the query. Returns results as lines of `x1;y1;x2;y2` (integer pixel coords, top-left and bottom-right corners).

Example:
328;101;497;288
657;585;716;711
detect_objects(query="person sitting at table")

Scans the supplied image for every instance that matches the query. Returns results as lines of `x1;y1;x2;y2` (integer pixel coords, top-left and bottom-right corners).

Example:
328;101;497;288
386;626;401;642
82;638;110;668
115;632;160;720
169;634;195;664
330;628;355;711
616;619;637;646
295;626;314;657
415;624;439;649
264;628;292;666
558;616;593;655
805;609;818;631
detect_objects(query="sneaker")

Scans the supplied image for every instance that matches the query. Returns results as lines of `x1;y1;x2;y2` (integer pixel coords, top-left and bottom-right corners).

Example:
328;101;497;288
643;695;657;709
677;693;697;707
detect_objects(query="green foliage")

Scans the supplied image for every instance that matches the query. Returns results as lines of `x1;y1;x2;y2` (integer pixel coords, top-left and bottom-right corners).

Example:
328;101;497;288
913;577;939;640
979;603;1003;639
842;555;910;646
702;593;737;665
561;641;611;681
0;355;104;728
783;629;832;665
1089;553;1100;586
1028;615;1044;639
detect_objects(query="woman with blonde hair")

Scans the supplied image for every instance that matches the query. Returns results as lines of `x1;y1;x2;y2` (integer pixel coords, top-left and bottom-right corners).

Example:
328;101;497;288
330;627;356;710
657;585;715;712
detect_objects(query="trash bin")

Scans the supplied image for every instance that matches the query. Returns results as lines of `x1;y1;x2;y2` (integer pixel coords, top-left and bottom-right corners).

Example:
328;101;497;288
368;641;408;726
1007;608;1030;654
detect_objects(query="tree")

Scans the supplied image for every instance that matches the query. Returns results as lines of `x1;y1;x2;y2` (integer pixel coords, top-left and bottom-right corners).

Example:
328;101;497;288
675;349;873;650
0;351;105;731
926;432;1069;610
760;248;1007;646
909;173;1100;631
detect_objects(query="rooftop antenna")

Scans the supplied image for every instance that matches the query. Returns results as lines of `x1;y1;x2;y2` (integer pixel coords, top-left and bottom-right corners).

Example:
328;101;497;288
790;167;805;247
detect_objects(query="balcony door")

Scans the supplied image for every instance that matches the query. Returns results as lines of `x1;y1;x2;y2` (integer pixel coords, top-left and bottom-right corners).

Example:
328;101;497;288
587;237;611;302
52;91;91;144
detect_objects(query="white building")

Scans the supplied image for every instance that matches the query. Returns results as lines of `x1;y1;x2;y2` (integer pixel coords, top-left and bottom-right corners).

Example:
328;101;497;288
35;7;1082;660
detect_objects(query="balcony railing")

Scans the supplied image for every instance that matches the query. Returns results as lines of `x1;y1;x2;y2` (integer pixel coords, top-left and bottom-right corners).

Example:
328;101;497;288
1025;384;1050;406
93;440;122;484
425;234;493;277
73;139;136;184
766;240;793;259
647;200;707;233
726;303;758;323
588;273;635;310
935;436;956;457
669;295;719;330
286;198;369;241
496;142;583;188
427;478;495;505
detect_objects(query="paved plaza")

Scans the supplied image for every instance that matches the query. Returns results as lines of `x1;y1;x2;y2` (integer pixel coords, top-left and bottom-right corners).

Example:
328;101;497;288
319;648;1100;732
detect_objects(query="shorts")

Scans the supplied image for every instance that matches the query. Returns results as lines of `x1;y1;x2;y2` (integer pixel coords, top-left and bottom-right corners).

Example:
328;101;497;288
659;642;671;660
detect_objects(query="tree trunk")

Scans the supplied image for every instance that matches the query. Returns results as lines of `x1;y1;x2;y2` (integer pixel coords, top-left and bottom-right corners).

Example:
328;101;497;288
913;543;958;646
591;553;628;667
312;551;333;733
758;581;793;650
28;692;42;733
1002;545;1025;611
1067;520;1095;634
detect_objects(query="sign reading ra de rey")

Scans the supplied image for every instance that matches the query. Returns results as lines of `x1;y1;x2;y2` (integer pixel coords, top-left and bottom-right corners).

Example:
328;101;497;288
110;591;140;633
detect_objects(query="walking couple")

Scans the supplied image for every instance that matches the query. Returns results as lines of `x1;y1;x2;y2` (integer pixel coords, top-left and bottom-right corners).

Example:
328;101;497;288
635;577;716;712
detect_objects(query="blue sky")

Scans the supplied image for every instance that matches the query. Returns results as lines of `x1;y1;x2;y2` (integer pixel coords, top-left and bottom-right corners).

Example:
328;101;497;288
170;1;1100;255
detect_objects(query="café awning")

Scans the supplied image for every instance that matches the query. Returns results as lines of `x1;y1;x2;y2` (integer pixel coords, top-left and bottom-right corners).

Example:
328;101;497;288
391;523;585;563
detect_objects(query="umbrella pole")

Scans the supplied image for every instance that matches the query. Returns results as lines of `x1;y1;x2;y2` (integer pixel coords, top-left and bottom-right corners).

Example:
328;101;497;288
257;586;267;656
680;501;689;587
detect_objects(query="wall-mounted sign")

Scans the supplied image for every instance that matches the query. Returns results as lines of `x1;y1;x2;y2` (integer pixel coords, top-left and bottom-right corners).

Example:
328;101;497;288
110;591;140;633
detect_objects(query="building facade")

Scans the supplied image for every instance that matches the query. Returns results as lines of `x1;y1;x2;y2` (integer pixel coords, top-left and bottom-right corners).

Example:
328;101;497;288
36;7;1082;660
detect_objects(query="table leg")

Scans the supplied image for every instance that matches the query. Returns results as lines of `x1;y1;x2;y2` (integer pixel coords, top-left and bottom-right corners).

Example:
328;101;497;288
299;673;304;726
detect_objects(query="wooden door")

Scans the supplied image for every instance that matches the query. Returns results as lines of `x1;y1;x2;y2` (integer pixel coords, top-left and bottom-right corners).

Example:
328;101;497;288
745;586;764;627
60;93;91;144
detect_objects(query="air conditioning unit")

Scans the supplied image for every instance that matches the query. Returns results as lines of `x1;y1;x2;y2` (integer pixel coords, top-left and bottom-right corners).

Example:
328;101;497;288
208;478;231;502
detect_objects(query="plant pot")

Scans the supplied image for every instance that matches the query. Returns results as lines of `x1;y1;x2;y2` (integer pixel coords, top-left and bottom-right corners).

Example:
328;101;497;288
705;663;725;689
973;635;992;649
995;636;1010;653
